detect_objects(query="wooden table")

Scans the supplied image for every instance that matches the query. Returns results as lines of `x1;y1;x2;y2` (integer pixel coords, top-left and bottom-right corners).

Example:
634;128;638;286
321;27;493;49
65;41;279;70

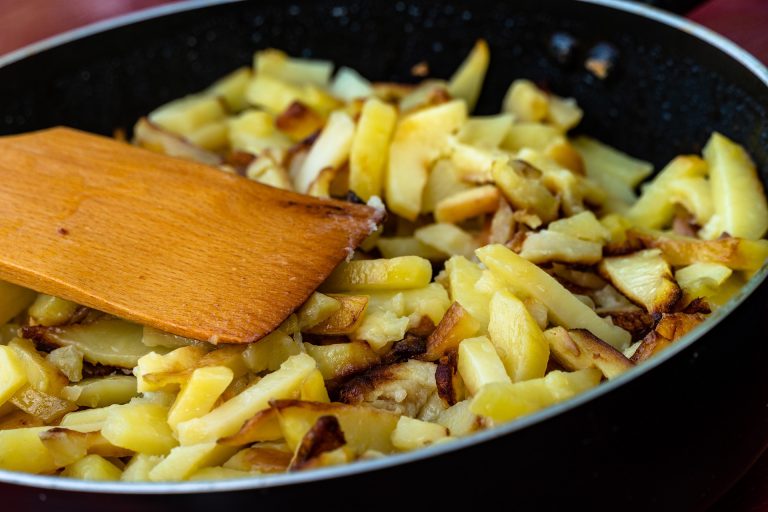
0;0;766;509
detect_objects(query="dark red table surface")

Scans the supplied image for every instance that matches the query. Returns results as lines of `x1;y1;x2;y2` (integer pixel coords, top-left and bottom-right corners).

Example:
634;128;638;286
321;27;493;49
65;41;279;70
0;0;767;509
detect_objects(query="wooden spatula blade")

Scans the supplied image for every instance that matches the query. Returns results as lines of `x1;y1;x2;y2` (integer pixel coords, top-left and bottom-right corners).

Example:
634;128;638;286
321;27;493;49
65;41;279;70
0;127;383;343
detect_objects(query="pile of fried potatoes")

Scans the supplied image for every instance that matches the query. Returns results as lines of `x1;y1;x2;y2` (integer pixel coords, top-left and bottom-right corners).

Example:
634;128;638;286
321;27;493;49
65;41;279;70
1;40;767;482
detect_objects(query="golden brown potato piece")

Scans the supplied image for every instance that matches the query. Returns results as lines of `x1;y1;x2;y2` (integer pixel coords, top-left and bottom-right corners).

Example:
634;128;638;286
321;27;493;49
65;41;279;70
544;327;633;379
275;101;325;141
289;415;347;471
223;443;292;473
304;341;380;381
631;229;768;272
0;409;44;430
10;387;76;423
434;186;500;224
422;302;480;362
305;295;368;335
599;249;681;314
218;407;283;446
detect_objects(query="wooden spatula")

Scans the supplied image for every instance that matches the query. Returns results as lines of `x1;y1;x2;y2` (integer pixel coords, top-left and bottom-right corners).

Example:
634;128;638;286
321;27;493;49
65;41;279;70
0;127;384;343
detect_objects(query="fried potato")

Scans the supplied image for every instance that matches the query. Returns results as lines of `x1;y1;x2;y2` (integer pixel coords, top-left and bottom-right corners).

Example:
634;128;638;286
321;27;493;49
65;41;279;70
304;341;380;381
273;400;399;455
101;400;177;455
10;386;76;423
675;262;733;300
322;256;432;292
62;454;123;481
218;408;283;446
422;159;473;213
502;79;548;122
458;114;514;149
414;223;479;258
477;245;631;349
492;160;559;223
391;416;449;451
434;185;500;224
519;230;603;265
149;442;237;482
701;132;768;240
290;415;347;470
423;302;480;361
61;375;138;408
544;327;633;379
598;249;681;314
205;66;251;112
168;366;233;429
349;97;397;201
305;295;368;335
447;39;490;111
444;256;492;330
0;427;58;473
548;211;610;243
386;100;467;220
488;291;549;382
0;346;30;406
470;368;601;423
176;353;316;445
457;336;511;395
377;237;448;260
241;330;304;374
294;110;355;193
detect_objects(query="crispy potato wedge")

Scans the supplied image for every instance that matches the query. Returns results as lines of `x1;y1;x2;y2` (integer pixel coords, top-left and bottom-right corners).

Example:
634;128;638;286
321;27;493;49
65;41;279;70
391;416;449;451
218;407;283;446
304;341;380;381
422;302;480;361
305;295;368;335
275;101;325;142
289;415;347;470
223;443;292;473
492;160;559;223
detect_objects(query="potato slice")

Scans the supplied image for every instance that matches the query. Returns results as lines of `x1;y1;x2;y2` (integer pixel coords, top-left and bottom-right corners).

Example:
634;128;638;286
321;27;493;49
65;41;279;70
477;245;631;349
435;399;483;436
502;123;562;152
544;327;633;379
176;353;316;445
502;80;548;122
273;400;400;455
627;155;708;229
349;97;397;201
149;94;226;137
702;132;768;239
305;295;368;335
470;368;602;423
598;249;681;313
254;48;333;87
122;453;164;482
330;67;374;101
61;375;138;408
632;230;768;272
447;39;490;111
205;66;251;112
149;442;236;482
548;211;610;243
377;237;448;260
322;256;432;292
423;302;480;361
0;281;35;326
519;230;603;265
241;330;304;374
46;346;84;382
422;159;473;214
444;256;492;330
218;408;283;446
295;110;355;193
38;427;93;467
297;293;341;331
168;366;233;429
290;415;347;470
135;345;209;392
457;336;511;395
386;100;467;220
434;185;500;224
133;118;222;166
10;386;76;423
24;317;164;369
415;223;479;258
62;454;123;481
675;262;733;300
8;337;67;395
28;294;80;327
0;426;58;473
275;102;325;142
666;176;714;226
546;95;583;131
488;291;549;382
391;416;449;451
101;401;177;455
492;160;559;223
0;409;44;430
304;341;380;381
223;442;292;473
458;114;514;149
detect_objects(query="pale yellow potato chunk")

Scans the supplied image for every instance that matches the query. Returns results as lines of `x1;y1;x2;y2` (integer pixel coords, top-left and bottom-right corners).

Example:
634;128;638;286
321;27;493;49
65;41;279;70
415;223;479;258
28;294;80;327
62;454;122;481
205;66;252;111
168;366;234;429
470;368;602;423
0;345;29;406
488;291;549;382
122;453;164;482
458;114;514;149
445;255;492;330
502;79;548;122
295;110;355;193
391;416;449;451
322;256;432;292
0;427;57;473
176;353;316;445
434;185;500;224
457;336;511;395
702;132;768;240
477;245;631;349
0;280;36;325
349;97;397;201
297;292;341;331
447;39;490;111
377;237;448;260
61;375;137;408
149;443;237;482
548;211;611;243
519;230;603;265
101;401;177;455
386;100;467;220
242;330;303;374
675;262;733;300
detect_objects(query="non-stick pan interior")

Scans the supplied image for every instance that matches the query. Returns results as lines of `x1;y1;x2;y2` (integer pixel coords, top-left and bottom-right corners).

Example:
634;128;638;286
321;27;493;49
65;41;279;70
1;0;767;174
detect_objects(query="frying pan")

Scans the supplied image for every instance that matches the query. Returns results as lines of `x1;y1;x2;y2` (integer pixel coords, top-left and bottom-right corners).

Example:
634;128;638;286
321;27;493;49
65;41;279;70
1;0;767;510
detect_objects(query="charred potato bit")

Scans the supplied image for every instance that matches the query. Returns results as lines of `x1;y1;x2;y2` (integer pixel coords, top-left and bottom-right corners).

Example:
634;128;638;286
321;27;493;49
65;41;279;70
2;41;767;482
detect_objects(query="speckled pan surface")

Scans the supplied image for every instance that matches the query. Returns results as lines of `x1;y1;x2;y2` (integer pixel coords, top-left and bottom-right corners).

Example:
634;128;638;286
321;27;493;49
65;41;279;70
1;0;768;509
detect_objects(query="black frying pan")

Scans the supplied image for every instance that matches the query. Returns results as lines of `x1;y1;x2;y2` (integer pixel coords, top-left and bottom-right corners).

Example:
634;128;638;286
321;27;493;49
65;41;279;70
1;1;767;510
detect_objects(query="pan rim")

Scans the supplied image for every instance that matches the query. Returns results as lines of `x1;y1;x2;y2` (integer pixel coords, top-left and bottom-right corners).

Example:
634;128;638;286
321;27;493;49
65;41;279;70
1;0;767;495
